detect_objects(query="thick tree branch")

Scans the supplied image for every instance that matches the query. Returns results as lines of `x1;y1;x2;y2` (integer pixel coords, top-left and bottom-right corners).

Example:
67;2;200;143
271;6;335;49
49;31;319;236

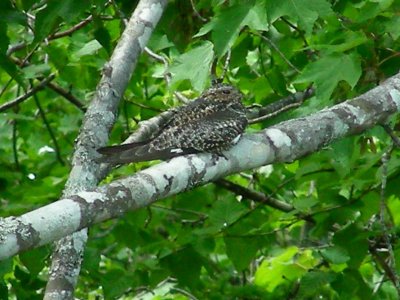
42;1;168;299
1;71;399;261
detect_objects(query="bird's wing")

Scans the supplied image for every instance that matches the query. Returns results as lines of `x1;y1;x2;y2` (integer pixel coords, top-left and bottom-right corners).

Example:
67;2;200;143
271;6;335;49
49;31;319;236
96;102;247;164
152;107;247;153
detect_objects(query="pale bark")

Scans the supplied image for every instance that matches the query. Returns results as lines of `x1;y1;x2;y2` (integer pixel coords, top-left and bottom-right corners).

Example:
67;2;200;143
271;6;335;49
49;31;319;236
41;1;168;299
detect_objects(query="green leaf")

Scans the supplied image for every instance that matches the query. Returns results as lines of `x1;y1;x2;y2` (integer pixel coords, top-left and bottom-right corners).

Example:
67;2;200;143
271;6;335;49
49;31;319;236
295;53;361;101
148;33;174;52
329;137;355;178
22;64;51;79
298;271;336;297
34;0;86;41
94;26;112;55
161;246;203;288
0;259;13;277
311;31;368;53
292;196;318;211
168;41;214;92
101;268;136;299
224;236;260;271
74;40;103;58
333;224;369;268
195;1;268;57
0;281;8;300
0;1;26;25
255;246;308;291
19;247;48;276
208;197;248;230
320;246;350;264
266;0;333;34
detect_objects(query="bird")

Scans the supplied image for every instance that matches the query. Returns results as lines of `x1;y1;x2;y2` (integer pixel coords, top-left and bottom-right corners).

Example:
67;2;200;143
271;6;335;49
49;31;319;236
97;83;248;164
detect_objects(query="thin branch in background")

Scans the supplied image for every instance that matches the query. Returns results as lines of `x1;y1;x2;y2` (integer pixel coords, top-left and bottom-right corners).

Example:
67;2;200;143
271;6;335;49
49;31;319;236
7;13;95;57
377;49;400;67
189;0;207;22
6;42;27;56
255;32;301;74
370;245;400;295
128;100;164;112
33;92;65;165
249;102;302;124
122;99;132;133
280;17;309;49
171;287;200;300
144;47;189;103
382;123;400;148
247;86;314;124
216;179;294;212
0;74;56;113
46;82;86;112
219;50;231;81
2;42;44;101
0;79;14;99
110;0;129;26
112;1;189;103
48;15;93;40
12;119;20;170
378;145;400;295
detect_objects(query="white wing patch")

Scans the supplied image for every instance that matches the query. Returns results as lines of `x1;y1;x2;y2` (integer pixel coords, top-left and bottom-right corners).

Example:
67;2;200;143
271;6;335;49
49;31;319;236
170;148;184;154
232;134;241;144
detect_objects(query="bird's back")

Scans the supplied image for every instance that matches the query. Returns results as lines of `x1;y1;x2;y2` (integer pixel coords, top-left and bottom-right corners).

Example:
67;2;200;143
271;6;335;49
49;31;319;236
97;84;247;164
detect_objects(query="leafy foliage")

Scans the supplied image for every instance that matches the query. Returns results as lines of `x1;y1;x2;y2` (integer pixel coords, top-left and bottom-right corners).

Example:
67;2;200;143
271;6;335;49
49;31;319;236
1;0;400;299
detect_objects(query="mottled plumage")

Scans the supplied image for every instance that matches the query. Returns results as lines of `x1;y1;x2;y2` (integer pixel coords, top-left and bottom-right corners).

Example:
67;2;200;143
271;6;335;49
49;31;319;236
97;84;247;164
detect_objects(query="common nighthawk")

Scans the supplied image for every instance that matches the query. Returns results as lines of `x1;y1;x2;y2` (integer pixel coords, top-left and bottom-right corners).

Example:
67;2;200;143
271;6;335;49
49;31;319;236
97;84;248;164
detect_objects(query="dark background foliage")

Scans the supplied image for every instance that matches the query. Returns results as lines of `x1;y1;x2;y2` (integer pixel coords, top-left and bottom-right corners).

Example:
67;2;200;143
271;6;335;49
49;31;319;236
1;0;400;299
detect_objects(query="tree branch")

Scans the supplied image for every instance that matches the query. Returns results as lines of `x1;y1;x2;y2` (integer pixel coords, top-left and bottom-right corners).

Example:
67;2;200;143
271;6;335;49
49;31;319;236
42;1;168;299
215;179;293;212
247;87;314;123
0;74;56;113
46;82;86;112
1;71;399;261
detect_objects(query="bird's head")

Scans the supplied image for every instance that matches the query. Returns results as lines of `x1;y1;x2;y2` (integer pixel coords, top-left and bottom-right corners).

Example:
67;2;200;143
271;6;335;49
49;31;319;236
201;84;243;103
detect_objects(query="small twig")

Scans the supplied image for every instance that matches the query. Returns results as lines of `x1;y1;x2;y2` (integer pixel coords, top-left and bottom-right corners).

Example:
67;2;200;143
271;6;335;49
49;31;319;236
12;119;20;170
378;146;400;294
216;179;294;212
48;16;93;40
247;86;314;123
255;32;301;73
0;74;56;113
382;124;400;148
280;17;309;49
189;0;207;22
248;102;302;124
370;245;400;294
378;51;400;67
171;287;200;300
219;50;231;80
6;42;27;56
144;47;189;103
33;92;65;165
0;79;15;99
46;82;86;112
110;0;129;26
128;99;164;112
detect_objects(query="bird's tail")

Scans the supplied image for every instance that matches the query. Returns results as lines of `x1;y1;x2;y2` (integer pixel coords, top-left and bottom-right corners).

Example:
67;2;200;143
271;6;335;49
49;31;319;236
97;142;196;164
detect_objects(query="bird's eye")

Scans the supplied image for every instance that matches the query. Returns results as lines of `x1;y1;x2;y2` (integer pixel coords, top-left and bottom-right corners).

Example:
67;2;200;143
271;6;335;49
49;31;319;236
222;89;231;94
